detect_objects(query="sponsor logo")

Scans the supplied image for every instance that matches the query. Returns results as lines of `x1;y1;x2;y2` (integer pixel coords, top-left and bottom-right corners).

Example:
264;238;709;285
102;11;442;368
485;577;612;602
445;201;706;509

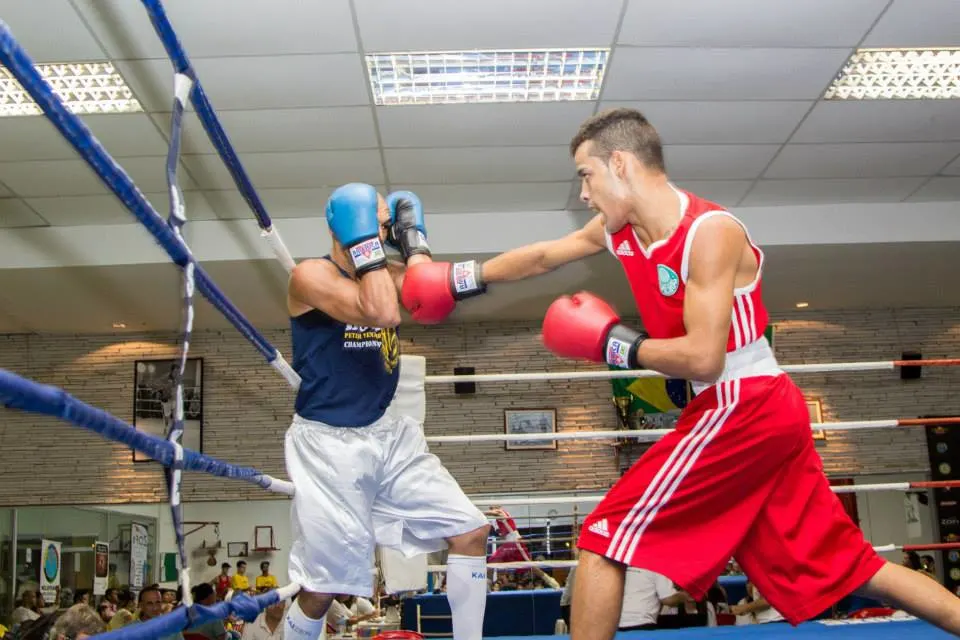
615;240;634;257
453;261;478;294
657;264;680;296
605;338;631;369
350;238;385;269
588;519;610;538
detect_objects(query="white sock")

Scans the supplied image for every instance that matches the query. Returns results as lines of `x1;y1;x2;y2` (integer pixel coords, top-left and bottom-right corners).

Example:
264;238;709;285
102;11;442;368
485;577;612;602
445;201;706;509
446;554;487;640
284;597;328;640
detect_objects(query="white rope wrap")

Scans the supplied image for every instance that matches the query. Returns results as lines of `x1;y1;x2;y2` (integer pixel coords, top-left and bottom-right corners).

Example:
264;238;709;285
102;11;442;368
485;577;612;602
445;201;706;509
270;351;301;390
174;72;193;105
424;361;897;384
261;475;295;496
261;226;297;273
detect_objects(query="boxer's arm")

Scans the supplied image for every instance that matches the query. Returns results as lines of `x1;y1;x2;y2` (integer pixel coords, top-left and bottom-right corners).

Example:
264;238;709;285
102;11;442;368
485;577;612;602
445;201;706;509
481;214;606;283
289;259;401;328
633;216;743;382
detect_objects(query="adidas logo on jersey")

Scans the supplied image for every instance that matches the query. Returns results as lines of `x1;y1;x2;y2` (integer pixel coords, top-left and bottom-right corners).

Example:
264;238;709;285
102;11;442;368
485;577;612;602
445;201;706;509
588;518;610;538
615;240;634;257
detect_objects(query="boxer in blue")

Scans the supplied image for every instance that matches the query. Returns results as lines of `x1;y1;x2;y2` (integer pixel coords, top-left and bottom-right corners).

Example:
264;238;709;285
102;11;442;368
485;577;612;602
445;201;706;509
281;183;489;640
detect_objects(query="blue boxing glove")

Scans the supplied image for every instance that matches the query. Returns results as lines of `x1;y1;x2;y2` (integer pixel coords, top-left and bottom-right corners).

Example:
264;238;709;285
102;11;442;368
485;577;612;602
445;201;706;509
386;190;431;261
326;183;387;276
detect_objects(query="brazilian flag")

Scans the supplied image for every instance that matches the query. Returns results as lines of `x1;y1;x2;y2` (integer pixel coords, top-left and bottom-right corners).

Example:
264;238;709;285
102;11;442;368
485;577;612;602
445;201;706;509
612;325;775;417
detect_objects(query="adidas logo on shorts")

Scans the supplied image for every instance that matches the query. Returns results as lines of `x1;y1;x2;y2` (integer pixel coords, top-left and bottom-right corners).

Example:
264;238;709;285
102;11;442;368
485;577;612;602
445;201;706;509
588;518;610;538
615;240;634;257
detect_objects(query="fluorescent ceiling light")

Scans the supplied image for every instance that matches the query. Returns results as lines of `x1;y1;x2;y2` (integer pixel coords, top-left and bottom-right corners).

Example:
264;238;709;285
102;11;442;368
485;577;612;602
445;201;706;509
824;48;960;100
366;48;609;105
0;62;143;117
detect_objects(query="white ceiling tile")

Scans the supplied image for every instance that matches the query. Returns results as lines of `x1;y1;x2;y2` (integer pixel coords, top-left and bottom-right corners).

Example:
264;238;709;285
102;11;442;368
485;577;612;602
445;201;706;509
163;107;379;156
25;192;218;226
182;151;384;190
764;143;960;179
793;101;960;143
377;103;595;148
600;101;812;144
672;181;755;207
906;177;960;202
117;55;369;112
740;178;926;206
0;114;168;162
356;0;622;51
863;0;960;47
384;147;572;184
665;145;781;180
618;0;886;47
0;199;47;228
602;48;850;101
0;157;197;197
941;154;960;175
392;183;573;213
74;0;356;60
203;188;361;220
193;55;370;110
0;0;107;62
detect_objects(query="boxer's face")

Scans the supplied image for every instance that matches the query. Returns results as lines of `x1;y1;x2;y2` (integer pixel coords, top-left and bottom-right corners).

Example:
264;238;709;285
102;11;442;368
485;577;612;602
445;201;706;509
574;141;631;233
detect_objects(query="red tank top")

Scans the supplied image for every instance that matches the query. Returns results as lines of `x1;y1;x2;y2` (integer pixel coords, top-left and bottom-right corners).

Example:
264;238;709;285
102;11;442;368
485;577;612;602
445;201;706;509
605;188;768;353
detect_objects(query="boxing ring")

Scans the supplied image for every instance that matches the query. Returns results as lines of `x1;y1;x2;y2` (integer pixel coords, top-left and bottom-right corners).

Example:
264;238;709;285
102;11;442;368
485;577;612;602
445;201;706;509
1;2;960;639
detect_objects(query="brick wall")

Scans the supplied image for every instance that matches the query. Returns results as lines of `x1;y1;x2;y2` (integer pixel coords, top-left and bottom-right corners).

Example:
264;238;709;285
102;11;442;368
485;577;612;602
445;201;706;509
1;307;958;506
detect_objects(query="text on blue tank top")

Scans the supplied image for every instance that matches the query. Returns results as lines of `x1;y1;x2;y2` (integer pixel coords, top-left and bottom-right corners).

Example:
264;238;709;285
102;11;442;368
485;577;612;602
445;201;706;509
291;285;400;426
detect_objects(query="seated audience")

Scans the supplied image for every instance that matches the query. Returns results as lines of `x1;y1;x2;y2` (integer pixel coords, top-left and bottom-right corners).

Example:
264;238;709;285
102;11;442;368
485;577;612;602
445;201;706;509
619;568;696;631
188;584;228;640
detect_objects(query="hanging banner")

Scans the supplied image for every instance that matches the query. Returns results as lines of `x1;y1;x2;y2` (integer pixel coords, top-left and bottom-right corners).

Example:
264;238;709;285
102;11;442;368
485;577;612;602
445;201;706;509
40;539;61;604
611;325;775;429
94;542;110;596
129;523;149;591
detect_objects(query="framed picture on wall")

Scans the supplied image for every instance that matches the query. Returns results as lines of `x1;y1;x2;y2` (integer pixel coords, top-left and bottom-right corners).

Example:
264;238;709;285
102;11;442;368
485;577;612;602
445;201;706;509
807;398;827;441
132;358;204;462
504;409;557;451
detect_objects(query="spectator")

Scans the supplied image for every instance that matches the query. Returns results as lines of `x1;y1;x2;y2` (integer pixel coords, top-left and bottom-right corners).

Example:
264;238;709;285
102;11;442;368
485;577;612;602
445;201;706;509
50;604;105;640
213;564;232;601
231;562;250;594
240;598;285;640
730;582;785;625
72;590;91;606
560;567;576;629
619;568;695;631
188;584;228;640
107;589;136;630
11;591;40;625
255;563;277;591
134;585;183;640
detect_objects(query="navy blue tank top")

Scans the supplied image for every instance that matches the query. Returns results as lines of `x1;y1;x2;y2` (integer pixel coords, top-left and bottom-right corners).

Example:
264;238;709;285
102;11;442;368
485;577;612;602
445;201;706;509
291;259;400;427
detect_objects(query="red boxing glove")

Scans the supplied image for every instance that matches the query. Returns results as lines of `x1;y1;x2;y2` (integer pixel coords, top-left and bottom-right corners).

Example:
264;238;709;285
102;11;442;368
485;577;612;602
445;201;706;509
401;262;456;324
542;292;648;368
401;260;487;324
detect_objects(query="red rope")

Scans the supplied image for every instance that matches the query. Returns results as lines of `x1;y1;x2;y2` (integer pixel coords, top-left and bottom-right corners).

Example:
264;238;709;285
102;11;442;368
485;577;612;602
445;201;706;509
892;359;960;367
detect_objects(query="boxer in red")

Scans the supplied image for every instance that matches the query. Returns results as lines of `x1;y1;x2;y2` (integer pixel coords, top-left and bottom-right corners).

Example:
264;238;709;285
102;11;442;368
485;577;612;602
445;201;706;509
400;108;960;639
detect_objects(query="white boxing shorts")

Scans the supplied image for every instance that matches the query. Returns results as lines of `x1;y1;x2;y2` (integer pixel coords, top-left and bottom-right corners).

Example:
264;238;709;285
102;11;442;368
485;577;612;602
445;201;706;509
285;355;487;596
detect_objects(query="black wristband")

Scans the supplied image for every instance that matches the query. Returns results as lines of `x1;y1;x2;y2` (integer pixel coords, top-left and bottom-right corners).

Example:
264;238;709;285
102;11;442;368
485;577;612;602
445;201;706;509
449;260;487;300
348;237;388;277
603;324;649;369
397;227;432;261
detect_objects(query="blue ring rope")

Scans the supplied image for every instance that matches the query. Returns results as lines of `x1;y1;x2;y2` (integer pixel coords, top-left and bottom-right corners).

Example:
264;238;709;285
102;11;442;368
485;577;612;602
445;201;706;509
0;368;279;491
94;590;283;640
0;21;277;364
139;0;274;231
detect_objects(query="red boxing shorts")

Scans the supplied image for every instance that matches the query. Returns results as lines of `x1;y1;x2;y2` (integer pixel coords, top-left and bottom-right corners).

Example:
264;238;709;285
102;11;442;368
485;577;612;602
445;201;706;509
578;374;884;625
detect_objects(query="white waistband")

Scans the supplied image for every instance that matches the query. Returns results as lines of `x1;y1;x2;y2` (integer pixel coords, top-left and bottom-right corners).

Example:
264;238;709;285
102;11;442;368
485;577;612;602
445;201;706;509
691;337;782;396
